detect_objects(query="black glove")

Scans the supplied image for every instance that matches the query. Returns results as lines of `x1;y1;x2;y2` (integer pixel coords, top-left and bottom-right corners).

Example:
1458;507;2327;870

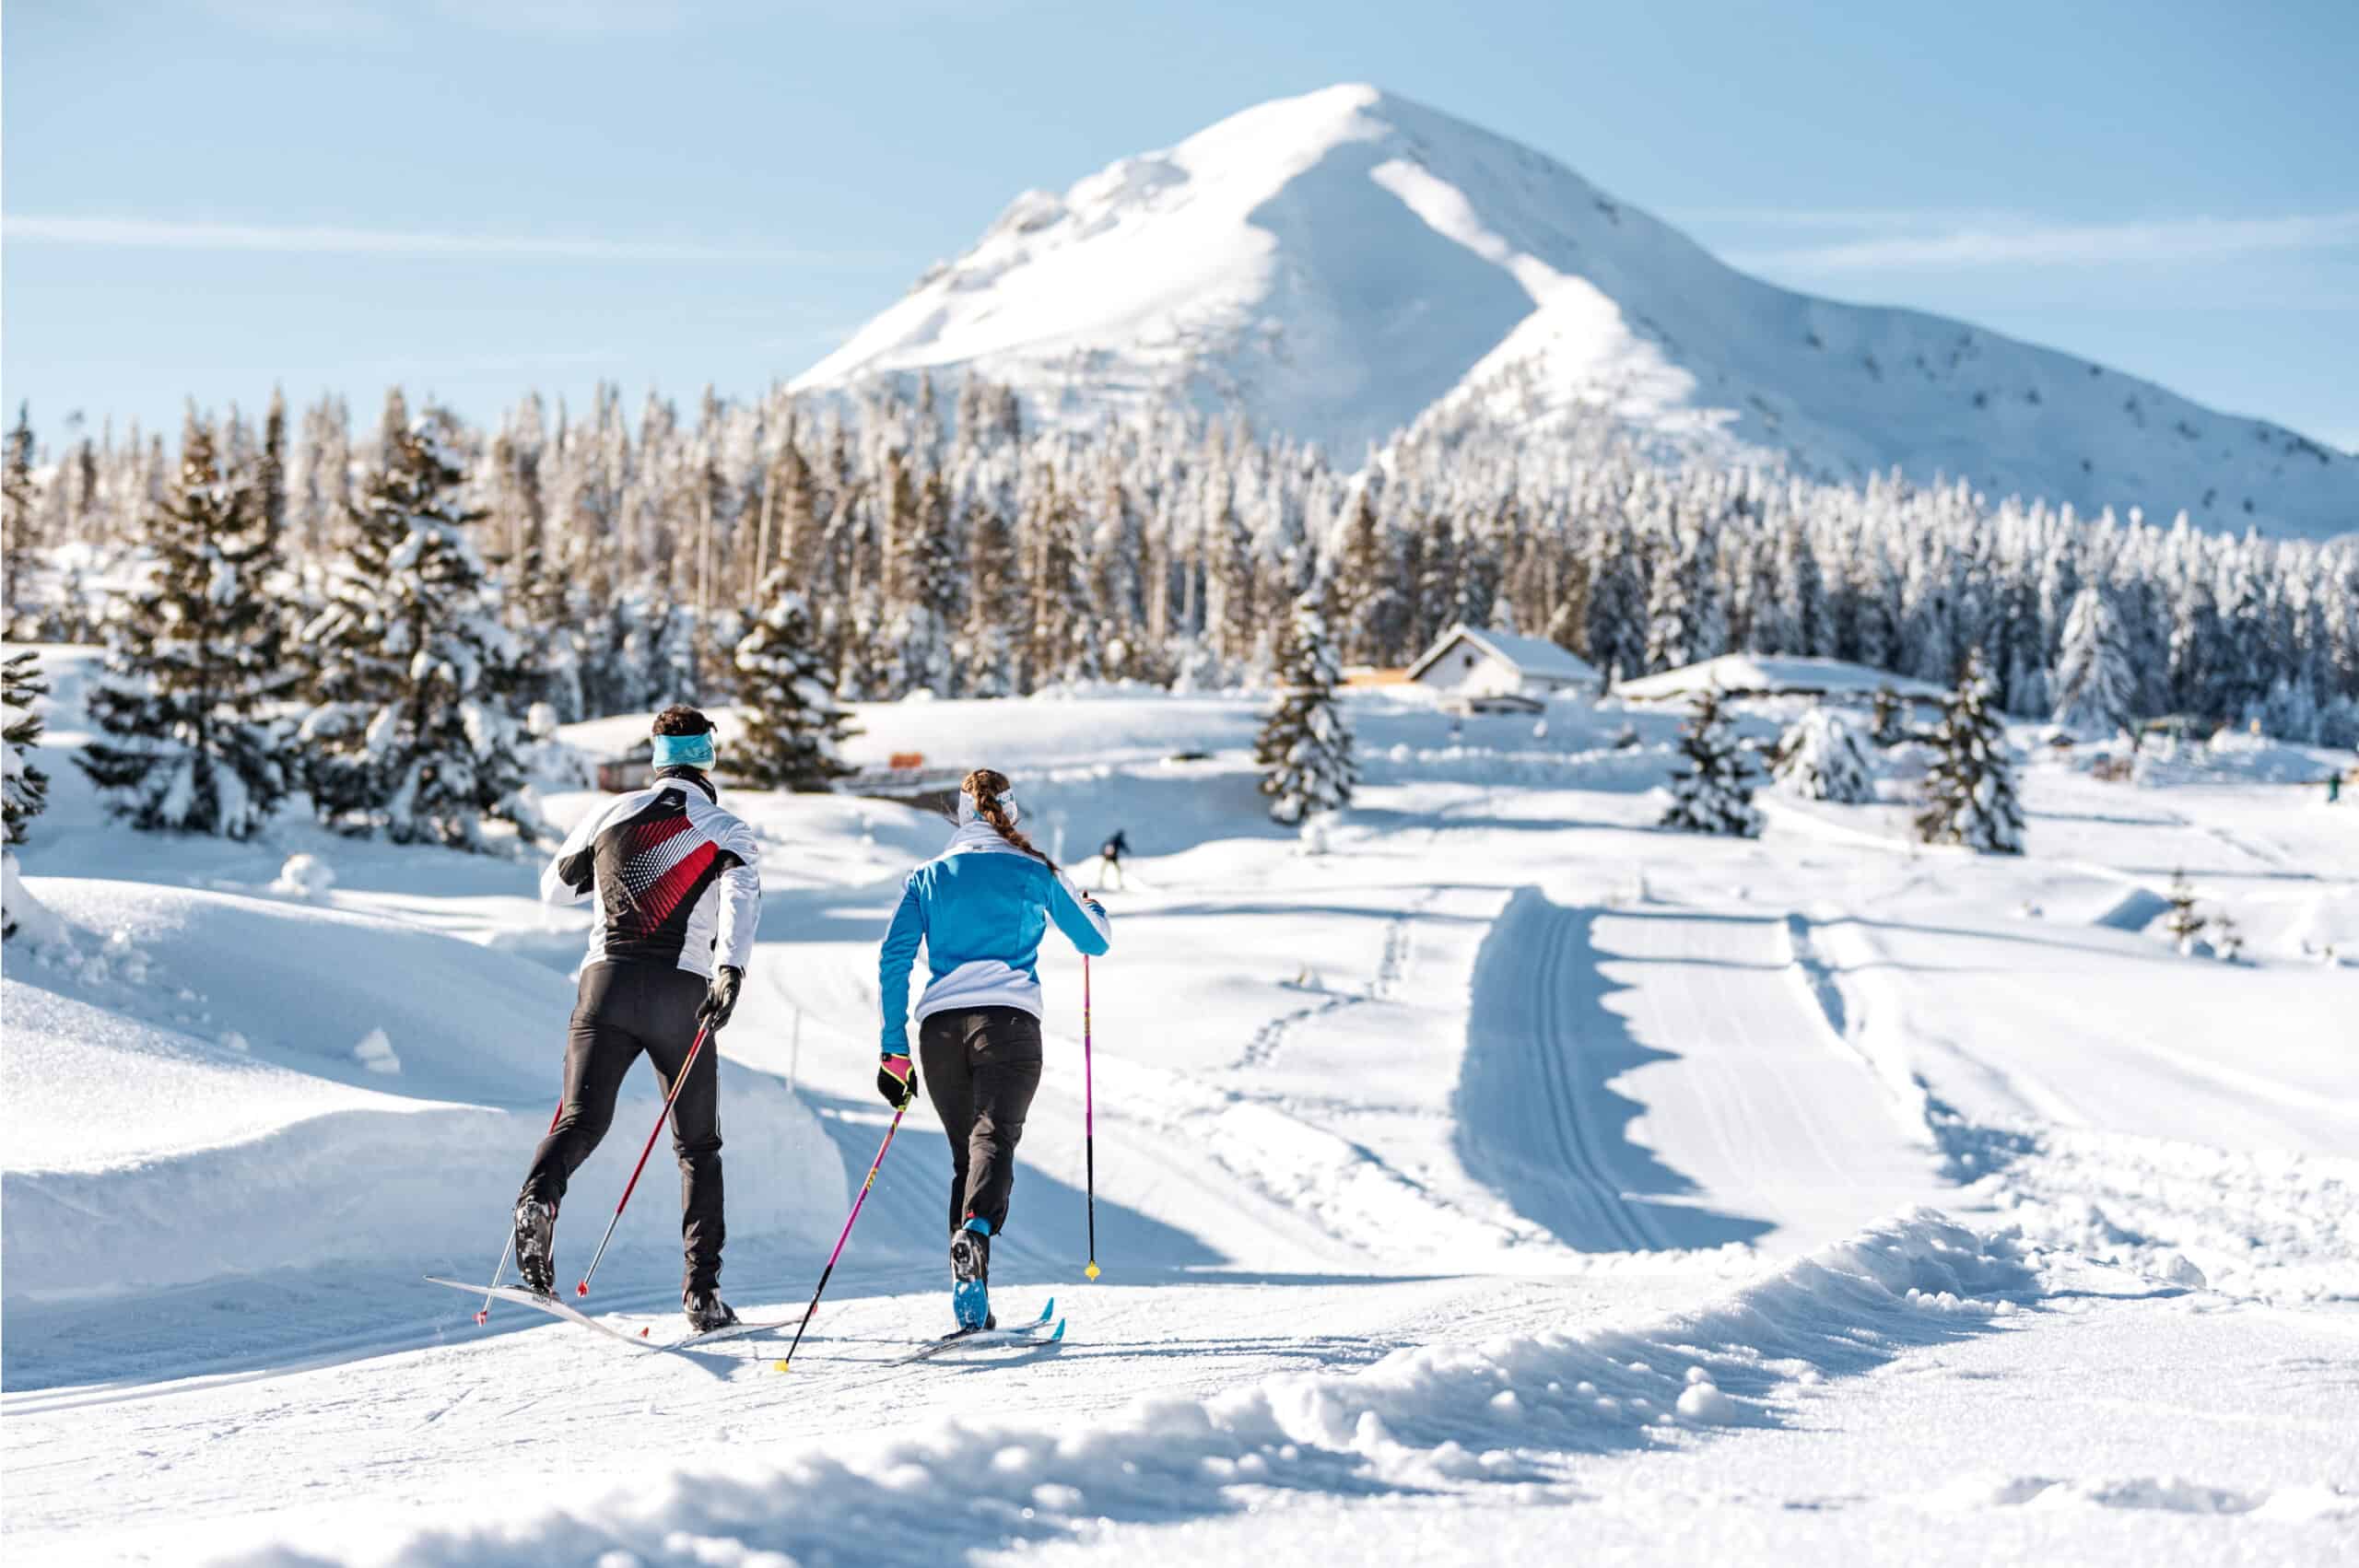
877;1052;918;1107
698;965;743;1032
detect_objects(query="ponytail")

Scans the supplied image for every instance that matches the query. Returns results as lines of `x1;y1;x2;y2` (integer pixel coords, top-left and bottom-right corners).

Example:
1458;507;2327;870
962;767;1056;873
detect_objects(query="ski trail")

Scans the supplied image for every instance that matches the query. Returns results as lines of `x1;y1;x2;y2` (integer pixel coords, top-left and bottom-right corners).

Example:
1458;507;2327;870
1459;890;1945;1255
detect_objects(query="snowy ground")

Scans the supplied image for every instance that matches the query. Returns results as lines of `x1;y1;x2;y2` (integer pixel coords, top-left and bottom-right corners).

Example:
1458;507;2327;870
5;652;2355;1565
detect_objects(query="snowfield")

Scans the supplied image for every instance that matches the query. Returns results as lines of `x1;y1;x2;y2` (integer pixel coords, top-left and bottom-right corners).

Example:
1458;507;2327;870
4;649;2355;1565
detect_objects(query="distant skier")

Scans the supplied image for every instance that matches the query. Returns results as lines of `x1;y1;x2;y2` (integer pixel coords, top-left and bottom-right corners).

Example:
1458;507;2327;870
876;768;1111;1330
1097;828;1130;892
513;705;762;1331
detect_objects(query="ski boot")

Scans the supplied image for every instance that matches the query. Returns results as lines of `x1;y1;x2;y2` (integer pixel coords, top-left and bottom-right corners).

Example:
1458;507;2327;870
512;1197;557;1295
683;1289;739;1333
950;1217;993;1331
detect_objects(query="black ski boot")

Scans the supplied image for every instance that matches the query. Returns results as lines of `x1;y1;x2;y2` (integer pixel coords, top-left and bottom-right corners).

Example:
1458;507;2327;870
684;1289;739;1333
950;1223;993;1331
512;1197;557;1295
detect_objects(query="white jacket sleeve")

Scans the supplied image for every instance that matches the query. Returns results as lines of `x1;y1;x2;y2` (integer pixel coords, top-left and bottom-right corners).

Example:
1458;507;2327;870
539;799;617;906
712;818;762;972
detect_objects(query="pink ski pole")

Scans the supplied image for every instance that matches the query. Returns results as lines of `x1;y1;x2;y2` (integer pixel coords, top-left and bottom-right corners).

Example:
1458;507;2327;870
1084;954;1099;1281
575;1024;712;1297
776;1076;919;1371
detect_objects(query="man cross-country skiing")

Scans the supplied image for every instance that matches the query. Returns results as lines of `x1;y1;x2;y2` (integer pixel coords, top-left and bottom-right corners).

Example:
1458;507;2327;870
877;768;1111;1330
513;705;761;1331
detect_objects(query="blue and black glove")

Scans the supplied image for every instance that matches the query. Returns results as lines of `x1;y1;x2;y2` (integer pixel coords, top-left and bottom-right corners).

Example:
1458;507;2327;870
877;1052;918;1108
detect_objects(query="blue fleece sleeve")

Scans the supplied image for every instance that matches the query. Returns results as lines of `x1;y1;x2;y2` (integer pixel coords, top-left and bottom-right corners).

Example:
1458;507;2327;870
878;877;926;1054
1046;866;1112;956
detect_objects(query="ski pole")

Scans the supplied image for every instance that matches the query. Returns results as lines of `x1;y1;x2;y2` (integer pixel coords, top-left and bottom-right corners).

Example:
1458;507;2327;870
477;1096;567;1324
776;1081;917;1371
1084;954;1099;1281
575;1024;712;1297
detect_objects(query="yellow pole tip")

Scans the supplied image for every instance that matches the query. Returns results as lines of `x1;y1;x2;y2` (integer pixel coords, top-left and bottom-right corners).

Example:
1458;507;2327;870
772;1360;792;1372
1085;1262;1101;1281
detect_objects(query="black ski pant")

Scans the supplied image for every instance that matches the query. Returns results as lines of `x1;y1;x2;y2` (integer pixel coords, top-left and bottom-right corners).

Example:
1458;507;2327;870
521;962;724;1293
918;1006;1043;1239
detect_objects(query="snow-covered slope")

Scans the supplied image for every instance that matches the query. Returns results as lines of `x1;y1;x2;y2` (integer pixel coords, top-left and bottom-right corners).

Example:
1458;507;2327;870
794;84;2354;541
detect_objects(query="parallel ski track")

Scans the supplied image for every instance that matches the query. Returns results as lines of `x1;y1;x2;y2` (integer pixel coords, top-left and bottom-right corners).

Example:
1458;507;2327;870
1530;903;1662;1252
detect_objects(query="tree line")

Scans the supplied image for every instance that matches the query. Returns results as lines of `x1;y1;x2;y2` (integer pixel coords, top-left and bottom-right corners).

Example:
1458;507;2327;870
0;371;2352;848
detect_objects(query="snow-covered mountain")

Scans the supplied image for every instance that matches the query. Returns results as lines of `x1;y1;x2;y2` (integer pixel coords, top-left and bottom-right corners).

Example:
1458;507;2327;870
793;84;2353;541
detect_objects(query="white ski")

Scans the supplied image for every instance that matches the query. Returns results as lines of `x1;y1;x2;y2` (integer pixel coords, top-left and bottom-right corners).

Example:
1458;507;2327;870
427;1276;658;1350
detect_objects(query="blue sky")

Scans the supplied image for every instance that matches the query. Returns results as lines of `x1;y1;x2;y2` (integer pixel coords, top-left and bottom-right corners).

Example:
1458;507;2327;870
5;0;2354;450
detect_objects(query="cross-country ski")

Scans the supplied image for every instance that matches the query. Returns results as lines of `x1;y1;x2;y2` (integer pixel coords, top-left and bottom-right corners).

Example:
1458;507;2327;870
7;17;2359;1568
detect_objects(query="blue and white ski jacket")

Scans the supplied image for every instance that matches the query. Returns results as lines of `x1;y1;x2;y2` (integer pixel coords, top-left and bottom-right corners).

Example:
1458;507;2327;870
878;799;1112;1053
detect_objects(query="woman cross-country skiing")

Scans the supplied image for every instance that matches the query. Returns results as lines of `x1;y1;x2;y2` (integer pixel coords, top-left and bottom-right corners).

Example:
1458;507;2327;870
877;768;1111;1329
512;705;761;1332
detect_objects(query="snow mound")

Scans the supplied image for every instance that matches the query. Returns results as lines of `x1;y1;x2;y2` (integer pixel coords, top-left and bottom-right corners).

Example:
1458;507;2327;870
1615;654;1947;705
206;1213;2032;1565
269;851;336;900
3;878;846;1300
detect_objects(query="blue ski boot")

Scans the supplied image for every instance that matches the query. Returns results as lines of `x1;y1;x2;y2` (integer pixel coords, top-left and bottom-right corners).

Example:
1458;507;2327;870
950;1217;992;1331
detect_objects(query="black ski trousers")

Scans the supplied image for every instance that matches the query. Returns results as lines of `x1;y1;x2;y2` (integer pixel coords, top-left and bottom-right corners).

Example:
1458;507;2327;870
918;1006;1043;1239
521;962;724;1293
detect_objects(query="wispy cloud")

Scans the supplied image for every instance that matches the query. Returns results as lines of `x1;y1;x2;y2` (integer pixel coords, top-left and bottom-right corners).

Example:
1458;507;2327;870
1674;205;2026;232
198;0;690;38
4;214;870;265
1730;211;2359;273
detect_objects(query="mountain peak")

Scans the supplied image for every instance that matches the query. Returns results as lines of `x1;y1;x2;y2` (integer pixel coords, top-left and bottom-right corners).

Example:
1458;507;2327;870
796;89;2354;538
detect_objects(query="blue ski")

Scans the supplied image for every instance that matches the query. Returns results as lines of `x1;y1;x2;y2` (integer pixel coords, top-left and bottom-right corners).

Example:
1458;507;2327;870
896;1299;1062;1363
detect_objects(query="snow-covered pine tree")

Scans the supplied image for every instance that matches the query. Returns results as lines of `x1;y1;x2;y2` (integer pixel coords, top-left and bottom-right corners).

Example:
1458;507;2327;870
1256;593;1356;825
2164;870;2205;955
1773;706;1875;803
3;649;50;847
1;650;49;942
298;403;542;848
4;404;37;634
1870;685;1907;746
960;499;1020;696
732;571;858;790
2050;583;2136;737
1915;648;2025;854
78;417;290;837
1660;687;1761;836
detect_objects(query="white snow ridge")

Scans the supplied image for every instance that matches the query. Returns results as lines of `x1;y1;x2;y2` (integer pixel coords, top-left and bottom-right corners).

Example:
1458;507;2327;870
797;84;2354;540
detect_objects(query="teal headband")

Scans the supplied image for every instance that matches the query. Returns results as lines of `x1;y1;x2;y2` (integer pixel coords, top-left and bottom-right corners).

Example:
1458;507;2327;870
651;731;716;769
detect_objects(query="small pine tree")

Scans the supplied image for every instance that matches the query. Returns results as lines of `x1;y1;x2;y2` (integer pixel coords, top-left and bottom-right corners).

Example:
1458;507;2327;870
1256;594;1356;825
1773;706;1875;803
1870;685;1907;747
78;419;290;837
4;649;51;848
299;404;541;848
1916;648;2025;854
2212;911;2244;964
1661;687;1761;836
2165;870;2206;956
732;571;858;790
2050;584;2136;737
4;404;37;635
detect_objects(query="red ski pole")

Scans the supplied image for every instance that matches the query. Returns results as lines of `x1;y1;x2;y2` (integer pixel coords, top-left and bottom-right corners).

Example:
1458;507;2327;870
775;1077;918;1372
575;1024;711;1298
477;1096;566;1324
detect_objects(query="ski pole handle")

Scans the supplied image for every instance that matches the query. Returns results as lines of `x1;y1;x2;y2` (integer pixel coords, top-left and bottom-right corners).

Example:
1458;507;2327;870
576;1024;711;1297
